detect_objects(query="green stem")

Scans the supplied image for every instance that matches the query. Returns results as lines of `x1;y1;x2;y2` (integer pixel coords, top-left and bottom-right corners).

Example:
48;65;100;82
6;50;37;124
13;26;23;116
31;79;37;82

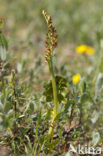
48;59;58;135
51;71;58;118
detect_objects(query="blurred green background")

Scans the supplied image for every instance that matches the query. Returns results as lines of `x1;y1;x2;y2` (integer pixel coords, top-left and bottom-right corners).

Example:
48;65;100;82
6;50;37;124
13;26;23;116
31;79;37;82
1;0;103;45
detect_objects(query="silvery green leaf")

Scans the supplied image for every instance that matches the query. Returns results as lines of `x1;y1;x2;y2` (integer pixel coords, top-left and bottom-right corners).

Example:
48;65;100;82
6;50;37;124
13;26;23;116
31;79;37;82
19;115;25;119
87;66;94;75
0;46;7;61
65;152;73;156
92;132;100;145
17;62;22;73
95;73;103;94
0;32;8;61
91;110;99;124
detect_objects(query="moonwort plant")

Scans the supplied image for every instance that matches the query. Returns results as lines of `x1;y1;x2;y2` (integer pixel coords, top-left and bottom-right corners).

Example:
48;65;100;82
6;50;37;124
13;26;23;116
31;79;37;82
42;10;58;135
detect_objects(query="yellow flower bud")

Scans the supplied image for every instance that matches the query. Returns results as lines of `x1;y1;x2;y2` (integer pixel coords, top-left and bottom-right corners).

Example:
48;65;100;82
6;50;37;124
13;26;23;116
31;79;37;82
72;74;81;84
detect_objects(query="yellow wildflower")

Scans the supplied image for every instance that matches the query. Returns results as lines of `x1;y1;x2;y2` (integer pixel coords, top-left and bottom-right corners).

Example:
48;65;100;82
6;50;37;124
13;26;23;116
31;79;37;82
76;45;95;55
86;46;95;55
72;74;81;84
76;45;87;54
